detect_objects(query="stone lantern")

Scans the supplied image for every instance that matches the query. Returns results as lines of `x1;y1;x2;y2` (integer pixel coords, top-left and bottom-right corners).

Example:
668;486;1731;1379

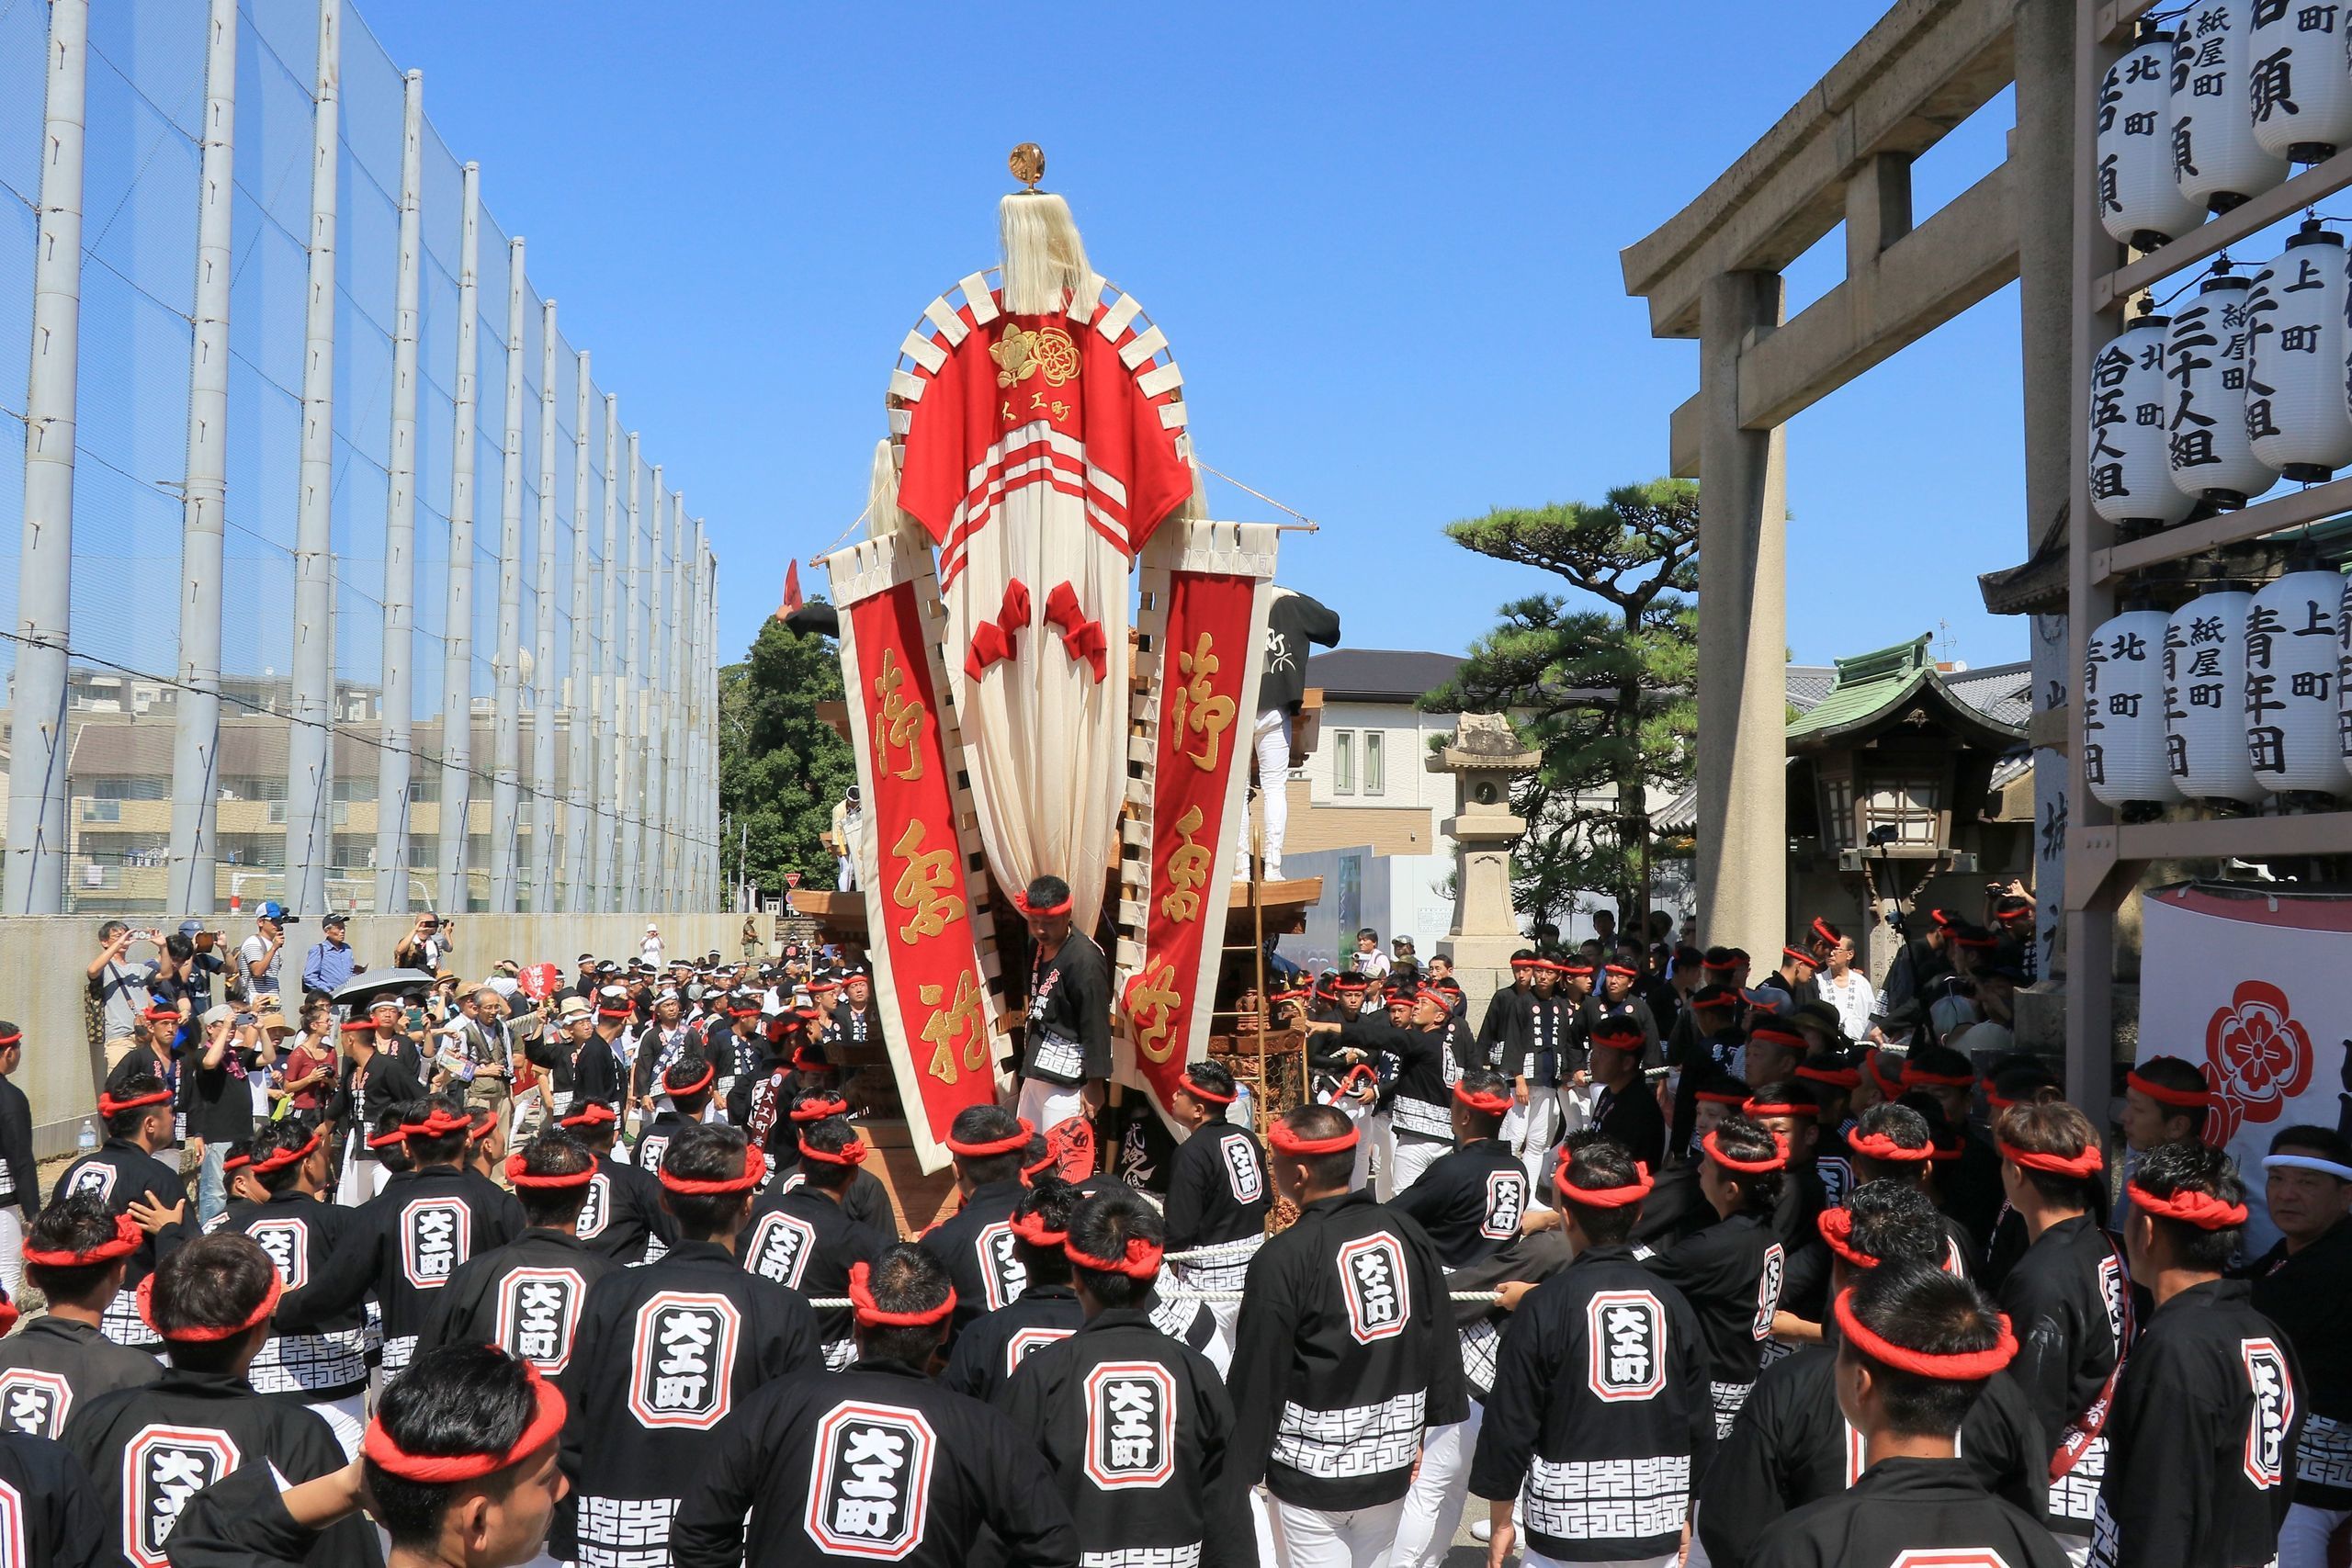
1427;712;1542;1024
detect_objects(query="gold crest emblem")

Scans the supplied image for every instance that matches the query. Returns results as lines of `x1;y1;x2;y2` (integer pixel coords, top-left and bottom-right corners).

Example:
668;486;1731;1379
991;322;1081;389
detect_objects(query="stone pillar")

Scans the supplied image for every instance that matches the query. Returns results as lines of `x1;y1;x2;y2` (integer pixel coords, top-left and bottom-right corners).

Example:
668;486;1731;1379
1694;271;1790;955
1427;714;1541;1029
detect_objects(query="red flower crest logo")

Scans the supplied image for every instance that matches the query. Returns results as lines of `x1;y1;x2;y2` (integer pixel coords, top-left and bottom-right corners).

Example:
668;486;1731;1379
2202;979;2313;1145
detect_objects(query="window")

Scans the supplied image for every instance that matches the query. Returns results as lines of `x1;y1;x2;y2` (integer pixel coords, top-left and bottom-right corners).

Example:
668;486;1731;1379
1363;731;1385;796
1333;730;1355;794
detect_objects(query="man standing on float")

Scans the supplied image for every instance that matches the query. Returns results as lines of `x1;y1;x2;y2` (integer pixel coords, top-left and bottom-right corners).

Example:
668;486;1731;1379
1017;874;1112;1179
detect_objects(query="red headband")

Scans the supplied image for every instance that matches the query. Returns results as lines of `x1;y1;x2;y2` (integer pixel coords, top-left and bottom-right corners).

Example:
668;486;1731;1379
797;1134;868;1167
1701;958;1737;973
1178;1071;1236;1106
1810;918;1841;945
468;1115;499;1145
1999;1141;2102;1179
729;1005;762;1020
503;1152;596;1190
141;1005;180;1023
367;1125;410;1148
1703;1128;1790;1173
1816;1208;1877;1269
790;1094;850;1122
1269;1121;1360;1156
220;1151;253;1172
1849;1130;1932;1164
2126;1068;2211;1109
1743;1099;1818;1120
1012;889;1072;918
1066;1235;1164;1278
138;1272;282;1343
22;1213;143;1268
557;1102;616;1132
1007;1209;1067;1247
1603;964;1638;978
1454;1082;1513;1116
944;1120;1035;1159
665;1061;717;1098
1834;1288;2017;1380
1902;1063;1977;1089
595;1002;634;1020
1693;1087;1747;1106
1020;1146;1060;1180
251;1131;322;1175
1748;1024;1807;1051
363;1362;567;1482
0;1031;19;1049
1589;1026;1645;1053
2126;1180;2247;1229
0;1299;15;1337
97;1088;173;1118
1865;1050;1906;1096
402;1108;476;1138
1554;1151;1654;1208
657;1145;768;1196
847;1260;956;1327
339;1019;379;1034
1796;1063;1862;1089
1781;947;1817;968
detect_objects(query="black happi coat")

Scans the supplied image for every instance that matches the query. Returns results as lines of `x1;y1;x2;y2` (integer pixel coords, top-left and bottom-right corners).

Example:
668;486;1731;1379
340;1047;424;1159
1590;1075;1668;1173
1998;1213;2132;1536
221;1190;368;1401
51;1137;188;1348
1163;1121;1272;1254
63;1368;380;1568
1770;1164;1834;1328
671;1358;1080;1568
2246;1215;2352;1509
1749;1456;2069;1568
1022;931;1112;1088
2092;1278;2302;1568
1111;1098;1178;1196
1388;1138;1531;1268
629;1107;697;1184
943;1283;1084;1404
0;1316;160;1441
420;1227;617;1390
0;1072;36;1224
1467;1244;1714;1564
1374;1021;1454;1146
0;1431;105;1568
1227;1188;1468;1510
1479;983;1531;1077
1939;1127;2007;1255
576;1148;676;1265
560;1239;820;1563
1521;992;1579;1085
995;1306;1250;1567
1640;1209;1785;1434
829;998;887;1056
740;1186;892;1354
917;1177;1031;1338
1698;1346;2045;1568
273;1162;523;1375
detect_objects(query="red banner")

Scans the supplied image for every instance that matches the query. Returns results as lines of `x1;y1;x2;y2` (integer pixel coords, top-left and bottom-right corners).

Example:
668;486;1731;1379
1124;570;1259;1111
846;583;998;1148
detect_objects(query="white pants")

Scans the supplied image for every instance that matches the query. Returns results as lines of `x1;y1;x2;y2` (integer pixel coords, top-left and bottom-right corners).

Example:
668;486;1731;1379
1238;707;1291;879
1268;1495;1404;1568
1505;1089;1566;1201
0;1207;21;1306
2061;1541;2094;1568
2277;1502;2350;1568
306;1391;368;1461
837;855;857;892
1387;1132;1447;1198
1017;1077;1088;1138
1391;1400;1484;1568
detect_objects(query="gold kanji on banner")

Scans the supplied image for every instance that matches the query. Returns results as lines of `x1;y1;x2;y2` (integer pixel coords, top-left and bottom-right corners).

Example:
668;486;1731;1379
920;971;988;1084
1166;631;1237;773
1160;804;1212;922
889;818;965;942
872;648;926;783
1130;957;1183;1064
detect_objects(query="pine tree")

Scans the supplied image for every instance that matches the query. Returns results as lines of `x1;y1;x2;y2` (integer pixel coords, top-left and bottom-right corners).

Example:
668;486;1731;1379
717;613;856;901
1423;479;1699;934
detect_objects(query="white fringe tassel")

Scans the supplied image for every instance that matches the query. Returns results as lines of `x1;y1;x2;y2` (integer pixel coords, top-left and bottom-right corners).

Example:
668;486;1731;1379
999;192;1090;316
865;437;906;541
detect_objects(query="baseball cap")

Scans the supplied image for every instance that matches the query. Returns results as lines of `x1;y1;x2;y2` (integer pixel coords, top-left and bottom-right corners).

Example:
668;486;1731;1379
259;900;296;924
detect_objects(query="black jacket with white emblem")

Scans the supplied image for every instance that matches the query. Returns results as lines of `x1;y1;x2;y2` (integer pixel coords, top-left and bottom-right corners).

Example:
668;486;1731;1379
1640;1210;1785;1433
1387;1138;1531;1269
220;1189;368;1400
943;1283;1085;1404
49;1138;187;1348
2246;1214;2352;1509
917;1177;1031;1339
741;1186;893;1358
576;1149;676;1266
1748;1455;2069;1568
418;1227;617;1393
0;1315;160;1442
1164;1121;1272;1256
0;1431;105;1568
1997;1213;2131;1535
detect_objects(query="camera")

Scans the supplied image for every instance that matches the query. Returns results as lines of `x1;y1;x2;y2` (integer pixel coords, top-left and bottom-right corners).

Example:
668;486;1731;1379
1864;824;1900;848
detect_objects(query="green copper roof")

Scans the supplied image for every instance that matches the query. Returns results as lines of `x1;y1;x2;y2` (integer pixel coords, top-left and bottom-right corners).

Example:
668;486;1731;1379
1784;634;2023;752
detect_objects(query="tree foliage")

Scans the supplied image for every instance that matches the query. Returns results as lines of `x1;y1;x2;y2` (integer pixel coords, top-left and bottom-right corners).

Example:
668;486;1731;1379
717;613;856;902
1422;479;1699;931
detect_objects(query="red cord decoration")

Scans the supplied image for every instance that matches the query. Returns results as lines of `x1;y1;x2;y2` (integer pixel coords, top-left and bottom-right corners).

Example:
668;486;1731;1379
944;1120;1035;1158
797;1135;868;1167
362;1362;568;1483
657;1145;768;1196
1834;1288;2017;1379
1816;1208;1878;1269
1553;1151;1655;1208
138;1272;282;1342
1043;581;1108;682
503;1152;596;1190
1066;1235;1164;1278
1999;1141;2103;1179
23;1213;144;1268
1849;1130;1932;1164
1703;1129;1790;1173
1268;1121;1360;1156
847;1260;956;1327
2125;1180;2247;1229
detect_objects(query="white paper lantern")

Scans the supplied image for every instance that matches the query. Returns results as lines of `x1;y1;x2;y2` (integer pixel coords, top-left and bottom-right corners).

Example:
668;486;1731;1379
2167;270;2278;506
2086;609;2184;807
2164;591;2263;802
2245;226;2352;479
2099;29;2205;248
2249;0;2352;163
2246;569;2346;795
2338;574;2352;781
2091;313;2197;527
2172;3;2290;213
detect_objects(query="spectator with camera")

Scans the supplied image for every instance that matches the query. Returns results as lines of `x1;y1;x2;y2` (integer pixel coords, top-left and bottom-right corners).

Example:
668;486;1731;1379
85;920;152;1049
392;912;453;975
241;900;293;999
301;911;361;998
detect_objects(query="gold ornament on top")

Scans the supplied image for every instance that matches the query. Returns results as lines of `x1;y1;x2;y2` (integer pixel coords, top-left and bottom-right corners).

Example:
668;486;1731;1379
991;321;1081;389
1009;142;1046;191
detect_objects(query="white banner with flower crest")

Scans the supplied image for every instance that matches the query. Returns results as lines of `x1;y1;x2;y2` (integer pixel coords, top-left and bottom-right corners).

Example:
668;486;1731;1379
2138;885;2352;1252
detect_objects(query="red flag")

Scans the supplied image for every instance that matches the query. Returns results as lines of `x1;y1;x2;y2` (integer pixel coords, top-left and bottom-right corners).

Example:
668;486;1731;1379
777;559;804;620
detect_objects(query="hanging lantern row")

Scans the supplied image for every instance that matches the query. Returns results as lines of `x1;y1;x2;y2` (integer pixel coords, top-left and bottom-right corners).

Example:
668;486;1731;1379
2086;570;2352;807
2098;2;2352;252
2087;223;2352;527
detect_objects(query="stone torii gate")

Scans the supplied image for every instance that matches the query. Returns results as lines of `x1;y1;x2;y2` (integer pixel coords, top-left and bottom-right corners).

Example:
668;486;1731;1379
1618;0;2075;1059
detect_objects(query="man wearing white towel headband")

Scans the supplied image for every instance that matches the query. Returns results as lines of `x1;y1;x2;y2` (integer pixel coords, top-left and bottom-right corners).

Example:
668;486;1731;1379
2245;1124;2352;1568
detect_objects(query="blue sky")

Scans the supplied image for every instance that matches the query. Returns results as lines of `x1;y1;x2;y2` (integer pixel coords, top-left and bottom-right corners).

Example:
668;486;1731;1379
363;0;2032;674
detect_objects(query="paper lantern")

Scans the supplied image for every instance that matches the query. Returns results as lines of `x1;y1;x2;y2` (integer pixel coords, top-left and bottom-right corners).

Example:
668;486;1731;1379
2166;270;2277;507
2245;569;2346;795
2086;609;2183;807
2172;3;2290;213
2164;591;2263;802
2090;312;2197;527
2246;226;2352;480
2099;29;2205;249
2249;0;2352;164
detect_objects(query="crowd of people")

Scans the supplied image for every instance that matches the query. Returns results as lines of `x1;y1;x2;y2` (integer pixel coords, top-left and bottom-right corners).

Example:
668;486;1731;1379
0;872;2331;1568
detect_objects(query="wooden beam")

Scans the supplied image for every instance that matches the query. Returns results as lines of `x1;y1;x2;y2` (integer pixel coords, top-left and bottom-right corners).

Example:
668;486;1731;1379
2116;811;2352;862
2094;475;2352;583
2094;0;2161;47
2098;149;2352;311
